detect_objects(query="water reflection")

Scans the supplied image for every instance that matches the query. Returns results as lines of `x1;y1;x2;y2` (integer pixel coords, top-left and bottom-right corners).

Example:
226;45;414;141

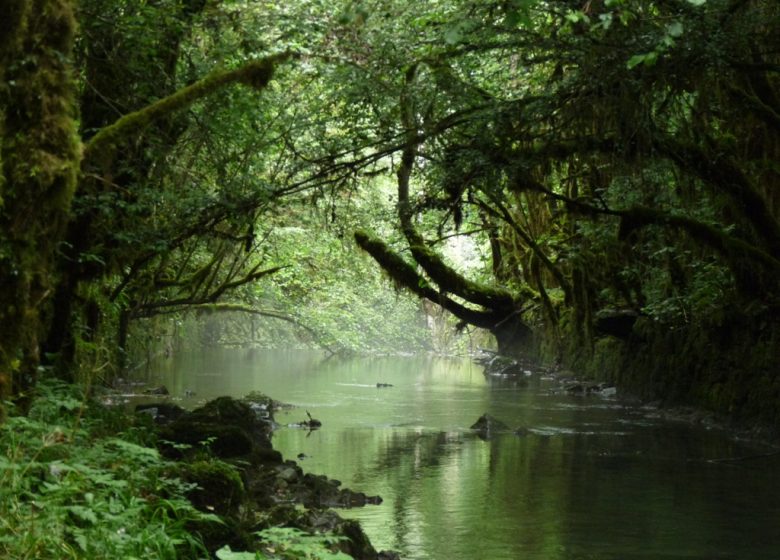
148;348;780;560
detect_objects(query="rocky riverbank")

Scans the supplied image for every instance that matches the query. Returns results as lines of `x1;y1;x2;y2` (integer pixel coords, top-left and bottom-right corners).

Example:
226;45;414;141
136;392;396;559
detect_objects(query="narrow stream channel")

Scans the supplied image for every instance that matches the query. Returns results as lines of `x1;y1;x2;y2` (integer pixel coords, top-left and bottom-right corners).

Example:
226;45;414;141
148;348;780;560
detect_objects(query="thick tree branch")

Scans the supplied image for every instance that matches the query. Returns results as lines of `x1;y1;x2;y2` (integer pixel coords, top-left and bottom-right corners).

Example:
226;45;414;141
354;230;505;330
83;52;293;167
134;265;287;313
395;68;519;310
619;207;780;278
653;136;780;257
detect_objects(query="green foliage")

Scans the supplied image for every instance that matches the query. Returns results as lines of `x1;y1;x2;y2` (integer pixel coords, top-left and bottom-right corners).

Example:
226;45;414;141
0;380;218;559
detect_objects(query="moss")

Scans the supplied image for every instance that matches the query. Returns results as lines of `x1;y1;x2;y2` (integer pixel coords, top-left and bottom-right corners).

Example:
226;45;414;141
408;242;520;308
355;230;432;296
169;459;244;516
619;206;780;294
0;0;80;399
355;229;516;331
83;52;292;170
545;304;780;435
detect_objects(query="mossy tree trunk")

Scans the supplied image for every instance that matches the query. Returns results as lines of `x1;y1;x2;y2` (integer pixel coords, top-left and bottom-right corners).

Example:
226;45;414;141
42;0;209;378
1;0;290;400
0;0;81;403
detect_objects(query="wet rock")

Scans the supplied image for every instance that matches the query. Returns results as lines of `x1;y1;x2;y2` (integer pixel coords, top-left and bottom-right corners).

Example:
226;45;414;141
143;385;169;395
148;395;385;559
376;383;393;388
286;472;382;509
168;459;244;516
277;465;301;484
475;350;540;377
300;410;322;429
470;413;509;439
158;396;276;460
135;402;185;425
334;519;380;560
565;383;586;395
564;381;617;397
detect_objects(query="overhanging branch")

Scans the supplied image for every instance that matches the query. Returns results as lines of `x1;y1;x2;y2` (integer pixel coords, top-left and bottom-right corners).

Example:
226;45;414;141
83;52;293;168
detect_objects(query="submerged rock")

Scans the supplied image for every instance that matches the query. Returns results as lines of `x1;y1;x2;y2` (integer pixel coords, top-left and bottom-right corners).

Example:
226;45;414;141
470;413;510;439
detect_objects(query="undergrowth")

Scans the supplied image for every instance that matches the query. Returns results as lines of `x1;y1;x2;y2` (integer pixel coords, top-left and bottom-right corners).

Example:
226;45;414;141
0;379;355;559
0;379;216;559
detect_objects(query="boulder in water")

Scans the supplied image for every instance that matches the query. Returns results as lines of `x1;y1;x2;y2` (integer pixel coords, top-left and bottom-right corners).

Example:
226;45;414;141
470;413;509;439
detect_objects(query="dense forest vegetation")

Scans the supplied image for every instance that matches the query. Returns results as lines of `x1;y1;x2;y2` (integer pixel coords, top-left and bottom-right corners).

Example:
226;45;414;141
2;0;778;421
1;0;778;557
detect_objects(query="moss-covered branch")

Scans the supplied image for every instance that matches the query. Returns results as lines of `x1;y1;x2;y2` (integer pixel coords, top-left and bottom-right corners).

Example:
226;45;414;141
137;265;287;313
83;52;293;168
395;69;518;310
478;193;571;303
654;137;780;257
354;230;505;329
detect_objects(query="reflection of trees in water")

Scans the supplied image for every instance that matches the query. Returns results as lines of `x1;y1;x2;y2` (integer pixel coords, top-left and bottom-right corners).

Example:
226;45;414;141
360;429;465;553
349;421;780;558
369;430;460;473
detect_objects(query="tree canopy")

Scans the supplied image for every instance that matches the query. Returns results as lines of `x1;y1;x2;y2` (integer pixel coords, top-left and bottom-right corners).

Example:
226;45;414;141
1;0;778;420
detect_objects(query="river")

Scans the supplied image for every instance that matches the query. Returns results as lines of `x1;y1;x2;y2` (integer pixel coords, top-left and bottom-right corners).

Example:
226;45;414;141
147;347;780;560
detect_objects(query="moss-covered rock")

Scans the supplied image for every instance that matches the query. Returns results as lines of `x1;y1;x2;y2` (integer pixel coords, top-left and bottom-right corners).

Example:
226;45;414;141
168;459;244;516
150;395;389;558
158;396;275;459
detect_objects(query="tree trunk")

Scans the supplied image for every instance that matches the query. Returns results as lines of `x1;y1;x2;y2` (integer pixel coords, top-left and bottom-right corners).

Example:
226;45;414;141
492;317;534;358
0;0;80;404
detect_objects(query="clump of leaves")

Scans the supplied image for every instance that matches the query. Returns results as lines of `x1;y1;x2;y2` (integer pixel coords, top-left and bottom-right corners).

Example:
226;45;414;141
0;379;219;559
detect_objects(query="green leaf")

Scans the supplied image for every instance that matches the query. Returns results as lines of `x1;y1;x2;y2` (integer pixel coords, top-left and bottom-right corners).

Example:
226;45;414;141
686;0;706;5
626;54;647;69
444;26;462;45
74;532;89;552
667;21;684;38
216;545;265;559
67;505;99;524
565;10;589;24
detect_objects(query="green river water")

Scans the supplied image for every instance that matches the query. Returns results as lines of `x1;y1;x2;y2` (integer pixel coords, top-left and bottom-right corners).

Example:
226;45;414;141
147;348;780;560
